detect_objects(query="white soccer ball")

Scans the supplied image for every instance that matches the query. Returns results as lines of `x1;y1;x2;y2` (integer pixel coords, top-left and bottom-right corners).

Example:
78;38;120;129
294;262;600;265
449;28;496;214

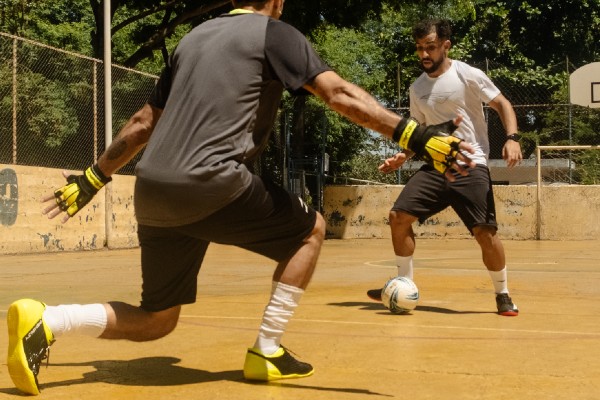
381;277;419;314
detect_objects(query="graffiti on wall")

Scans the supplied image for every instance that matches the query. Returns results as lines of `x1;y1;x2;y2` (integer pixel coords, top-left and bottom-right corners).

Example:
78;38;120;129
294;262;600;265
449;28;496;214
0;168;18;226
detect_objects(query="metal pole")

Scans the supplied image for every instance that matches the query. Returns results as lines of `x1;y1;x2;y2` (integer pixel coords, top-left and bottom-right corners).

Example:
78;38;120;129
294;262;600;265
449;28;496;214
396;62;402;184
12;38;17;164
566;56;573;183
319;114;327;213
93;62;98;161
104;0;113;248
536;146;542;240
396;62;401;110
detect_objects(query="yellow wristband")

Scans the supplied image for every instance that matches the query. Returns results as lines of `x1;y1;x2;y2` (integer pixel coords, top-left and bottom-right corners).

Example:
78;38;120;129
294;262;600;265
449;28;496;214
398;119;418;149
84;167;105;190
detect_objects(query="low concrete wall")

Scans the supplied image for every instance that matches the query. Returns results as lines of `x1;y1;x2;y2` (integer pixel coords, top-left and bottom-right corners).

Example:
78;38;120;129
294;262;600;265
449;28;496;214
323;184;600;240
2;164;599;254
0;164;137;254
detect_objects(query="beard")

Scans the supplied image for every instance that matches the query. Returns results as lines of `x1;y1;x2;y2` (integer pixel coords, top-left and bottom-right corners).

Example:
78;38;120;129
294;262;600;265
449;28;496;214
419;57;444;74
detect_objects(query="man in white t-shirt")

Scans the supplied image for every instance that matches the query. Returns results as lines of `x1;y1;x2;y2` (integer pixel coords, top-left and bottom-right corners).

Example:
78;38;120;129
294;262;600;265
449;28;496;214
368;19;522;316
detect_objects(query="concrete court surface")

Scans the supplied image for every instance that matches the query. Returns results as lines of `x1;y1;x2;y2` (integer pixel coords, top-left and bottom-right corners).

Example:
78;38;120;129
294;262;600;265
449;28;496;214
0;238;598;400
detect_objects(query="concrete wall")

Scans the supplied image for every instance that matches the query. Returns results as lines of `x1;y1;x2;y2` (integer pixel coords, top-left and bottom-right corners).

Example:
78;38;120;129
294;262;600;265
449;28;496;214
2;164;599;254
323;184;600;240
0;164;137;254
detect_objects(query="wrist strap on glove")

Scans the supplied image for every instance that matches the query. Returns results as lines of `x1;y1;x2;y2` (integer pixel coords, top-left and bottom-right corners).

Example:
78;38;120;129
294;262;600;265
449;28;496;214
84;164;111;191
394;117;431;154
393;117;419;150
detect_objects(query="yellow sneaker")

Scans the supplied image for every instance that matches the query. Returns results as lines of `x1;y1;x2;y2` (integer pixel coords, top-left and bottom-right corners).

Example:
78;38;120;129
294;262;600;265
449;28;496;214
243;346;313;381
7;299;55;395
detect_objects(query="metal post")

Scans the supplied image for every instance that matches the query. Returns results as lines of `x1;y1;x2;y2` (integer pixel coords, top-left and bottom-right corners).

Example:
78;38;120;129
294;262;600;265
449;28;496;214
396;62;401;110
396;62;402;184
104;0;113;248
12;38;17;164
566;56;573;183
319;114;327;212
93;62;98;161
536;146;542;240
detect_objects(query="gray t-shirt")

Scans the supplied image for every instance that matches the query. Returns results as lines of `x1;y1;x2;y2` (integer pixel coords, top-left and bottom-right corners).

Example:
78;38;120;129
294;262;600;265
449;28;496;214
134;12;330;227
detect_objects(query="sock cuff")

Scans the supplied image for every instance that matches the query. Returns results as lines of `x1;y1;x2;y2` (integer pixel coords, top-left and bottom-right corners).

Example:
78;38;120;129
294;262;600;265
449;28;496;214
488;267;508;277
396;254;413;266
273;281;304;296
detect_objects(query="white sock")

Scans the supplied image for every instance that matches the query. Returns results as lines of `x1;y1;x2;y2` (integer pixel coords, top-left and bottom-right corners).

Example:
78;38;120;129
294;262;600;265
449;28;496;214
43;304;108;338
489;267;509;294
396;255;414;280
253;281;303;355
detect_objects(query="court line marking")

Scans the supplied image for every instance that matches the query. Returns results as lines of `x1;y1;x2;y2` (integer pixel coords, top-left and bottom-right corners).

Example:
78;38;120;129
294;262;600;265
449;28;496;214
1;309;592;337
179;314;599;337
363;259;561;267
363;259;600;273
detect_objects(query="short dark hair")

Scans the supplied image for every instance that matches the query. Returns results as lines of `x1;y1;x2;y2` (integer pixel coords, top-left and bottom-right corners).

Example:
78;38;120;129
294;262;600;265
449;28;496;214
412;19;452;41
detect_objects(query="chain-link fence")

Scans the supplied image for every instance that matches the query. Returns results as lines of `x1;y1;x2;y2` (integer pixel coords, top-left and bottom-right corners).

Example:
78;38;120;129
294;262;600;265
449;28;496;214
2;33;598;194
0;32;157;175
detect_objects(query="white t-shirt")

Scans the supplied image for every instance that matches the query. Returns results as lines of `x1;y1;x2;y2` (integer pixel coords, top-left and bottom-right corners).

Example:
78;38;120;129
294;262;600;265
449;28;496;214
409;60;500;165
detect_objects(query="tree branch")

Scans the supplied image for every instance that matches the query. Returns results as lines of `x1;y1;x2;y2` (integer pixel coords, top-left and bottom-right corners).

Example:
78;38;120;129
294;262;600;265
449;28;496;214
112;0;182;35
123;0;230;68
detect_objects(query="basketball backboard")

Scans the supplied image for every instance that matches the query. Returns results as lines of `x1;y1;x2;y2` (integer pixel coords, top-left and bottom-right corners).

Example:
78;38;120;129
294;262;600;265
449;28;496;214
570;62;600;108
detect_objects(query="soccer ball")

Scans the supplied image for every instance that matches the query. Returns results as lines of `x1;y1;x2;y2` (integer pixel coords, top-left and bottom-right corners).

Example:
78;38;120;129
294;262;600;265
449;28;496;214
381;277;419;314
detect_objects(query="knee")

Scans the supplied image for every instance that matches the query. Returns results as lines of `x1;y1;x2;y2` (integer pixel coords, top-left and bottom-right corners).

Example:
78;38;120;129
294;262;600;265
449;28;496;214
389;210;400;225
137;308;180;341
389;210;412;227
151;314;179;339
473;226;497;245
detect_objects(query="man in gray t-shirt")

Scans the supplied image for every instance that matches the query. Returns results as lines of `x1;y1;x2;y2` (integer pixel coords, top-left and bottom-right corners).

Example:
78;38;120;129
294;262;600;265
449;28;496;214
134;9;331;226
11;1;474;395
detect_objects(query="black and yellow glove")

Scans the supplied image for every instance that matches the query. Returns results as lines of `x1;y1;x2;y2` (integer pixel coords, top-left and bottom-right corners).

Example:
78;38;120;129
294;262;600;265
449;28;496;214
393;117;464;174
54;164;111;217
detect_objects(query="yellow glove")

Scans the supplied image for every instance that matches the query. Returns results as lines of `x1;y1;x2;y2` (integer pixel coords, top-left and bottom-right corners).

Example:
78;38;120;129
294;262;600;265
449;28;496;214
393;117;464;174
54;164;111;217
420;134;464;174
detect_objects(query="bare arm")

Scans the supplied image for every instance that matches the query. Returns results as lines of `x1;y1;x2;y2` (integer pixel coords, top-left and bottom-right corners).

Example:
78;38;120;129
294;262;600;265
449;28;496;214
303;71;401;140
42;103;162;221
304;70;474;180
489;94;522;167
96;103;163;176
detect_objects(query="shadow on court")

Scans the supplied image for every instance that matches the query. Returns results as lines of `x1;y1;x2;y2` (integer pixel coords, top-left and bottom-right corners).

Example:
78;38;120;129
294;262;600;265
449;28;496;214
0;356;393;398
46;357;241;387
328;301;495;315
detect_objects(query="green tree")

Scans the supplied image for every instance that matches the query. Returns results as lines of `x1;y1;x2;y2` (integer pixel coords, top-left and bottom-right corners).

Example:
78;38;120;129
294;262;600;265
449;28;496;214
2;0;599;181
0;62;79;165
294;24;390;179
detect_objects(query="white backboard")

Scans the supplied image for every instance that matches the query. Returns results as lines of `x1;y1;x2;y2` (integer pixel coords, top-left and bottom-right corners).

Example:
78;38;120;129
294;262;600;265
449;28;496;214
570;62;600;108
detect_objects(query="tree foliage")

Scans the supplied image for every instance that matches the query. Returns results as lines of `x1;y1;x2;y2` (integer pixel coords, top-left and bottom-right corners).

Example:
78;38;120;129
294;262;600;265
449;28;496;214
1;0;599;182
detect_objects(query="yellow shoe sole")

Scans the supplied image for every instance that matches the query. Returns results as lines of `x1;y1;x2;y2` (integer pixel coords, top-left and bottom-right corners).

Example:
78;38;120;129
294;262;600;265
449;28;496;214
7;299;54;395
243;347;314;381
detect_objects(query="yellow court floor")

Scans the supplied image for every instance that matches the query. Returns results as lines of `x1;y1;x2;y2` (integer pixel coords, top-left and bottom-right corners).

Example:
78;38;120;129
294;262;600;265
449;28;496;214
0;238;599;400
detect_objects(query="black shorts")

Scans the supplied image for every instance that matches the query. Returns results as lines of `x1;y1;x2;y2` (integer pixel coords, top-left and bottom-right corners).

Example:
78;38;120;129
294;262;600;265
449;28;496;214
137;175;317;311
392;164;497;233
